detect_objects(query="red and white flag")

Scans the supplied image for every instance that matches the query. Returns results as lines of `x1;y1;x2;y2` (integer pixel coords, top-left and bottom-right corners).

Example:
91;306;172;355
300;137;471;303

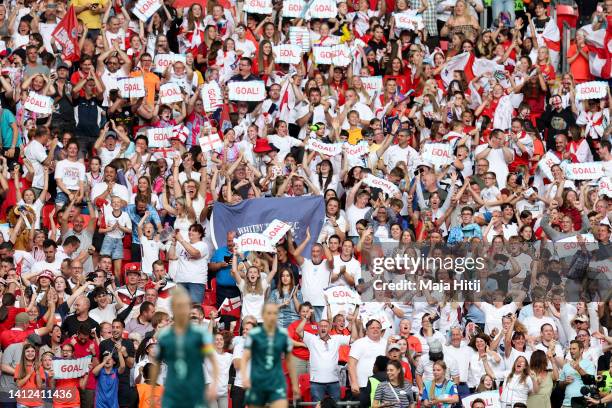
278;76;297;122
440;52;475;86
219;296;242;313
582;18;612;79
51;5;80;62
541;19;561;52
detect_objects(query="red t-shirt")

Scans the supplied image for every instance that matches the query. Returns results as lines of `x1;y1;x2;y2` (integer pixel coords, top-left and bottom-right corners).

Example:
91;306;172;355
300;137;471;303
64;337;99;390
0;307;26;333
0;327;35;349
287;320;318;361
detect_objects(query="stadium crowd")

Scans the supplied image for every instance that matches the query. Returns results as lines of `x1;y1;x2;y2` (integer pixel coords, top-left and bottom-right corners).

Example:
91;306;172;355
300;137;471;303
0;0;610;407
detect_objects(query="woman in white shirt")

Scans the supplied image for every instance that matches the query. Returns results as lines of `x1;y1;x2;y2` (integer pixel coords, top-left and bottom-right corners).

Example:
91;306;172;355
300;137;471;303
500;356;537;407
205;332;233;408
231;252;278;323
467;333;502;391
168;223;210;304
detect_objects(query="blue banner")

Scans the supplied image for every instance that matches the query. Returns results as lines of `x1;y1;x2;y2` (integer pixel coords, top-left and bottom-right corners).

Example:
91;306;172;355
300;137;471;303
211;196;325;254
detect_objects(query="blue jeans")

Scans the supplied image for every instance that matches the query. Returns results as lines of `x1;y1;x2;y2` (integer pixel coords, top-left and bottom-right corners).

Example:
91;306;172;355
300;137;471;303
492;0;514;25
310;382;340;402
312;306;324;322
180;282;205;304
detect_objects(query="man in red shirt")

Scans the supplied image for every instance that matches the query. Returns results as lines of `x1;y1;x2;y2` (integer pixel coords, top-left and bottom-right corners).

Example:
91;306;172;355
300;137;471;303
63;324;100;408
0;307;54;350
287;302;318;377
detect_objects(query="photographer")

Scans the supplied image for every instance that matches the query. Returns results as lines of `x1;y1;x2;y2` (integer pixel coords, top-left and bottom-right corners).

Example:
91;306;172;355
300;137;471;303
585;358;612;407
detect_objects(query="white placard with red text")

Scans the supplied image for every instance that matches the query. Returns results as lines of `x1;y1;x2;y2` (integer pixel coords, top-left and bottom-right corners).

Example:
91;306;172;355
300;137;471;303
422;143;453;166
153;54;187;74
462;391;501;408
262;219;292;245
234;233;276;253
273;44;302;64
575;81;609;101
393;10;424;31
228;81;266;102
118;76;145;98
289;27;311;53
283;0;304;17
599;177;612;197
305;0;338;19
313;44;352;66
563;162;604;180
201;82;223;112
243;0;273;14
199;133;223;152
537;151;561;180
324;286;361;305
147;127;173;149
344;141;369;159
363;174;400;196
305;138;343;156
555;234;598;258
133;0;162;21
360;76;383;97
159;83;183;104
24;92;53;115
53;356;92;379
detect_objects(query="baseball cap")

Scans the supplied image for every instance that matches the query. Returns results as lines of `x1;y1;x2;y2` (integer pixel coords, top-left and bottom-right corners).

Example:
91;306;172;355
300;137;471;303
15;312;30;325
27;334;43;347
123;262;142;278
37;270;56;283
428;339;443;354
57;62;70;71
105;131;118;140
387;343;401;353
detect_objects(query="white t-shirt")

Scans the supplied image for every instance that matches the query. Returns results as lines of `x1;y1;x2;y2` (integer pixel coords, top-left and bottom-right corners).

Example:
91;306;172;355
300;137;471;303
467;351;502;388
267;134;302;162
383;144;420;171
443;344;473;383
172;240;209;284
332;255;362;287
205;351;233;396
474;144;512;189
300;258;332;307
479;302;518;335
105;29;126;50
98;147;122;168
31;257;63;277
523;315;557;338
238;279;269;322
349;336;387;387
55;159;86;192
345;205;370;236
515;199;545;220
101;67;128;106
24;140;48;189
500;373;533;405
103;208;132;239
91;182;130;203
303;332;351;382
140;236;164;276
234;38;256;58
232;337;248;388
89;303;118;324
341;102;374;129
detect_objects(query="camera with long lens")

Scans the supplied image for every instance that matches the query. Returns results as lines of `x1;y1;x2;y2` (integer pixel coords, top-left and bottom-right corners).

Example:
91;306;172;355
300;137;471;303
576;375;607;407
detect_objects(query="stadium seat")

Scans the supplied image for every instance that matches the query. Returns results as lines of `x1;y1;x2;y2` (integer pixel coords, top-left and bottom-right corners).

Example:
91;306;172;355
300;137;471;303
556;4;577;31
41;203;55;230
